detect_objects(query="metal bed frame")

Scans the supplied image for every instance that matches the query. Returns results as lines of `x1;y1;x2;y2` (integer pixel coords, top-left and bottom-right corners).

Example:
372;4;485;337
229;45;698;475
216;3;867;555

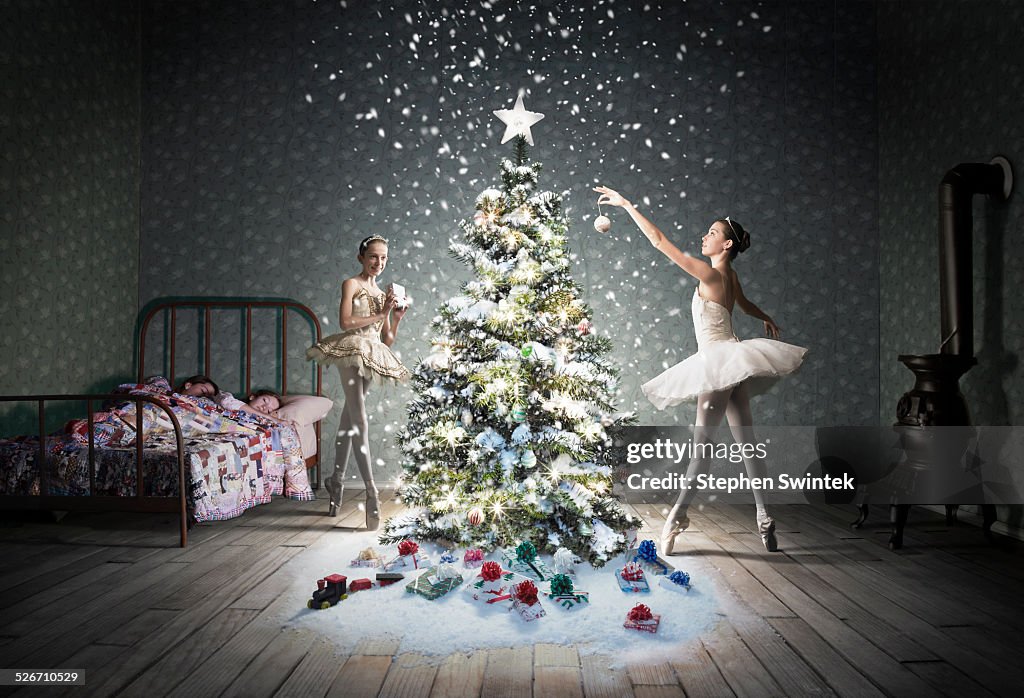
0;298;323;547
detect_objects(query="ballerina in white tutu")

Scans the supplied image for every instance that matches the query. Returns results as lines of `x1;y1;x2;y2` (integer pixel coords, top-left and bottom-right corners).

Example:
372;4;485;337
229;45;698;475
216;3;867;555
594;185;807;553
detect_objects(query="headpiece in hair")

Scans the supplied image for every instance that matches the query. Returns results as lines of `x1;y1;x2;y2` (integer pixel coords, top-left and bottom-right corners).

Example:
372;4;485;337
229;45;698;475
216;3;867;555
359;235;389;254
723;216;751;254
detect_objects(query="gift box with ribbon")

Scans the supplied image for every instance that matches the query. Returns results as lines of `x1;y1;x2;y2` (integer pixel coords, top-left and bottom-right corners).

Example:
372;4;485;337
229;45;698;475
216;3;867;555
658;570;692;593
623;603;661;633
463;548;485;569
551;547;580;577
546;573;589;610
502;541;552;581
467;560;516;605
614;562;650;593
350;547;383;568
384;539;432;572
629;539;673;576
511;579;546;622
405;563;464;600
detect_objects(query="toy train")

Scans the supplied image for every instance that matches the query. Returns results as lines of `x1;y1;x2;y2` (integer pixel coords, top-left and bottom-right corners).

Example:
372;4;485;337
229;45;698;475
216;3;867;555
307;574;348;609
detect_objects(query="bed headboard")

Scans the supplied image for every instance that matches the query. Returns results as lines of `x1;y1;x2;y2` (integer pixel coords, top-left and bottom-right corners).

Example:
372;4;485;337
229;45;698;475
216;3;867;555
136;297;322;398
136;297;325;487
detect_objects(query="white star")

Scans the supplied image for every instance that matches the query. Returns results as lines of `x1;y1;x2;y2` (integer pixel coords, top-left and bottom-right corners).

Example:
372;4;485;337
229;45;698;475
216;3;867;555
493;94;545;146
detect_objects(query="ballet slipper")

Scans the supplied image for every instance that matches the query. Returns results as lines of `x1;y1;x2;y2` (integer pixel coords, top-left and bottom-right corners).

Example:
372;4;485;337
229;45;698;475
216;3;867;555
324;480;342;518
758;515;778;552
365;487;380;531
660;514;690;556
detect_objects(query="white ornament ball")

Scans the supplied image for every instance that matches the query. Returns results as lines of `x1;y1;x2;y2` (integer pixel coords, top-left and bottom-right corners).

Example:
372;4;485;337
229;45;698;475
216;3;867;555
594;215;612;233
473;210;486;227
468;507;484;526
460;409;474;427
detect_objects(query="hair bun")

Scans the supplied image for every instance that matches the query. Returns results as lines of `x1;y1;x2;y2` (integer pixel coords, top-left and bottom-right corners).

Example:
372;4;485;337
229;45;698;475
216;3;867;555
738;230;751;253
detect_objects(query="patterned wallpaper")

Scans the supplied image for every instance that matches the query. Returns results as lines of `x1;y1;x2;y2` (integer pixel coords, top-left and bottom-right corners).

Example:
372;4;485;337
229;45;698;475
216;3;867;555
0;0;140;433
878;0;1024;427
138;0;879;482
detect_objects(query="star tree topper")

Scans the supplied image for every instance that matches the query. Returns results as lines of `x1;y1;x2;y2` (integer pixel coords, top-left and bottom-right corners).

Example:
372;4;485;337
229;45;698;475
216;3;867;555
493;93;545;146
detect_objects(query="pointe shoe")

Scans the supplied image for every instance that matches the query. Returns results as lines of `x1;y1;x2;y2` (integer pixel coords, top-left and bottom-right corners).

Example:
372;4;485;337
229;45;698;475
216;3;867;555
758;516;778;552
660;514;690;556
365;488;380;531
324;481;341;517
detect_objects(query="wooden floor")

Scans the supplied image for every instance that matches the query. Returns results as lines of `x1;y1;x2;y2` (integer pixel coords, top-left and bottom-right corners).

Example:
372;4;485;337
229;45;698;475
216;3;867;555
1;493;1023;698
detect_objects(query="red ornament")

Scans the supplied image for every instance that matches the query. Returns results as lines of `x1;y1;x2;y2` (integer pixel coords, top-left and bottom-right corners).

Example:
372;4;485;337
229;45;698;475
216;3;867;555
467;507;484;525
577;319;592;335
627;604;653;622
398;540;419;557
515;579;539;606
481;561;503;582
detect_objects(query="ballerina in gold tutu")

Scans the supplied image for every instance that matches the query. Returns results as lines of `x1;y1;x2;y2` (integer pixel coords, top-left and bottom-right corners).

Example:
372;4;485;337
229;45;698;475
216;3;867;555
307;235;411;528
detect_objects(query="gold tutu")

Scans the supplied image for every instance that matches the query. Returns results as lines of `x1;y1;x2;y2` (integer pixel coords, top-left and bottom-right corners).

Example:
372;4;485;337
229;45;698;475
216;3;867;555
306;287;410;383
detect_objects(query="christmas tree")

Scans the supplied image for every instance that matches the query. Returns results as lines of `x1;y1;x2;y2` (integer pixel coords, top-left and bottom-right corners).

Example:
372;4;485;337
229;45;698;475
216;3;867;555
380;97;636;567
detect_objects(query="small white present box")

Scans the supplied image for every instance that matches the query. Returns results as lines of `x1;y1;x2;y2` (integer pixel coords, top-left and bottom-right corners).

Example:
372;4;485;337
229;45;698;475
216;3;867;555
384;541;431;572
467;564;516;605
510;580;546;622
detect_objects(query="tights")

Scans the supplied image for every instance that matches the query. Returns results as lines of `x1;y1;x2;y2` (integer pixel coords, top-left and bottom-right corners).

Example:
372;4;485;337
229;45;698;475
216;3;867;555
326;365;377;503
664;381;769;528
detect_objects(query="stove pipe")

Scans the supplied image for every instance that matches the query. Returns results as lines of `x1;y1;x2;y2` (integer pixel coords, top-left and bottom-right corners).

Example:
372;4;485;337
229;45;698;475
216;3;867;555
938;157;1013;358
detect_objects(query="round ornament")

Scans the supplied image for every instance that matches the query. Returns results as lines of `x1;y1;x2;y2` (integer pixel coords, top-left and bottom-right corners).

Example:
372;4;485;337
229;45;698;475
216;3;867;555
511;404;527;423
460;409;474;427
577;319;592;335
521;449;537;468
468;507;484;526
473;210;486;227
594;215;612;233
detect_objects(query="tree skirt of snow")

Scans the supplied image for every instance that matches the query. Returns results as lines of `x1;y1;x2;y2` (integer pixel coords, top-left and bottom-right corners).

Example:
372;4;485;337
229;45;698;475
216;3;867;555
269;530;723;666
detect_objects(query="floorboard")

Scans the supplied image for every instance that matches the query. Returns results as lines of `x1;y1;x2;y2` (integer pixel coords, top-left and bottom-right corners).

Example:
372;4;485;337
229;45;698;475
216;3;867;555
0;499;1020;698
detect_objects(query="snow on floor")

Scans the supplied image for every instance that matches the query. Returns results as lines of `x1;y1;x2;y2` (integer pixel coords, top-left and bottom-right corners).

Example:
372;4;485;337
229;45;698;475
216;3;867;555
270;529;723;665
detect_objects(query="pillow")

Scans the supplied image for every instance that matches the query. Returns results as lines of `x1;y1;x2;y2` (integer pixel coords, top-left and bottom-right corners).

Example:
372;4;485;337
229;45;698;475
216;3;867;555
274;394;334;425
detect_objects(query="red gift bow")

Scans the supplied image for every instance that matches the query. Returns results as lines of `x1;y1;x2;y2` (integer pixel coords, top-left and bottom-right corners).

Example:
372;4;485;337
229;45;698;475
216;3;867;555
481;560;503;582
628;604;653;622
515;580;539;606
398;540;419;556
465;548;484;561
621;563;644;581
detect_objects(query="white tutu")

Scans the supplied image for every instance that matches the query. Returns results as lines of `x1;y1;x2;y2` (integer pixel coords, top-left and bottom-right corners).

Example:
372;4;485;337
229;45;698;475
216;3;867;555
642;289;806;410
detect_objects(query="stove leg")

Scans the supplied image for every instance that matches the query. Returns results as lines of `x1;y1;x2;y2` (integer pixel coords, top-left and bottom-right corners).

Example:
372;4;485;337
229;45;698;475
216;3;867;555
889;504;910;550
982;504;997;540
851;504;869;529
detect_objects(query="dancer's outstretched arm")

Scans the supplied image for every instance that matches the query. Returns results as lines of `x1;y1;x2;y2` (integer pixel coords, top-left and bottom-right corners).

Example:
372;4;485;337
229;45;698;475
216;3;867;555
594;186;717;286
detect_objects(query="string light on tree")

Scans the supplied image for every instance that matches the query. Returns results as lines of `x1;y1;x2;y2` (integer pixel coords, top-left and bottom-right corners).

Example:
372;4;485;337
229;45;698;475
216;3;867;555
379;93;636;566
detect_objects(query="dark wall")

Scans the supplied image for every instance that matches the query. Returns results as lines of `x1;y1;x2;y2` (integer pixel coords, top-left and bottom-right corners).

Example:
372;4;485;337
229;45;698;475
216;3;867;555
878;0;1024;426
138;1;878;476
0;0;140;429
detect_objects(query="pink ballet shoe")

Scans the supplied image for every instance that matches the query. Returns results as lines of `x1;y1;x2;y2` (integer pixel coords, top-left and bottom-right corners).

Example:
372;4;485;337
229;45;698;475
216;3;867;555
758;515;778;552
660;514;690;556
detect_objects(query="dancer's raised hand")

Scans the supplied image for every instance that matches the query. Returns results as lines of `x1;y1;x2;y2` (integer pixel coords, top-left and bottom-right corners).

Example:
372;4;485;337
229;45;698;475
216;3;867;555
593;185;630;208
